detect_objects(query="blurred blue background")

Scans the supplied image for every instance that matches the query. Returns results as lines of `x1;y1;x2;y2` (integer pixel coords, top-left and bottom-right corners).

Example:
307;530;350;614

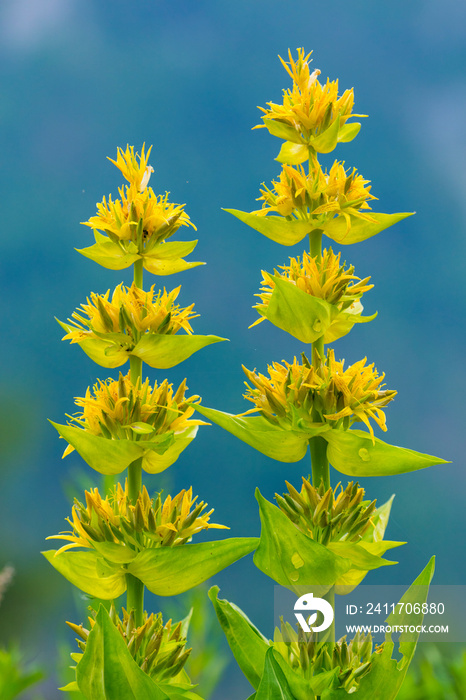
0;0;465;697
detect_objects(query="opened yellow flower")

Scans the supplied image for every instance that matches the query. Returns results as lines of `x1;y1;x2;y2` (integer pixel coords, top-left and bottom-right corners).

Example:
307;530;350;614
243;351;396;441
255;161;376;233
62;372;204;457
49;482;228;555
256;48;363;150
107;144;154;192
62;283;197;347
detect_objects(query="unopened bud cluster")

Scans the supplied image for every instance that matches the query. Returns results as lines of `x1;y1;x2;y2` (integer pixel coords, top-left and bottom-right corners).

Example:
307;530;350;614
276;478;376;545
275;620;375;692
68;605;191;682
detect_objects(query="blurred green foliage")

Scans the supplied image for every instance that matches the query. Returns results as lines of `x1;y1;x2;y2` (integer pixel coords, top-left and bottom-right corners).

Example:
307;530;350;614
398;645;466;700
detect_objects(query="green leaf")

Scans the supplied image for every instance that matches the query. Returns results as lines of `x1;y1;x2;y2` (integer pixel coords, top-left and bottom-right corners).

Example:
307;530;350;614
128;422;156;434
257;275;338;343
337;122;361;143
143;257;204;276
131;333;227;369
92;541;137;564
333;558;436;700
42;550;126;599
253;490;352;592
262;118;304;144
326;541;398;571
274;655;340;700
76;606;169;700
275;141;309;165
144;239;199;260
324;429;449;477
193;406;321;462
321;211;415;245
255;648;295;700
224;209;312;246
141;426;199;474
76;242;140;270
208;586;269;690
311;116;340;153
127;538;258;596
50;421;173;475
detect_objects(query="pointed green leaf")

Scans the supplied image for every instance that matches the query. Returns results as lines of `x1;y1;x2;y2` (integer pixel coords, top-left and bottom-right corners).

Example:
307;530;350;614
362;495;394;543
224;209;312;246
262;118;304;144
76;606;169;700
257;275;338;343
92;541;137;564
131;334;227;369
141;426;198;473
208;586;270;690
336;558;436;700
311;116;341;153
324;428;449;477
42;550;126;599
76;338;129;368
326;541;398;571
253;490;352;592
193;406;322;462
275;141;309;165
255;648;295;700
143;257;204;276
127;538;258;596
76;242;140;270
337;122;361;143
50;422;172;475
274;655;340;699
144;239;198;260
321;211;415;245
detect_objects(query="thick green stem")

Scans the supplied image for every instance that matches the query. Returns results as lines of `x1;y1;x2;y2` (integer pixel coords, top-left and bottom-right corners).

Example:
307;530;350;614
309;229;323;261
126;573;144;627
310;436;330;491
134;258;144;288
125;258;145;626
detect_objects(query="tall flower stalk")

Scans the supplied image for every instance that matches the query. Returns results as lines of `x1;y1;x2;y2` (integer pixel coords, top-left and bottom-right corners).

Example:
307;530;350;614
196;48;447;699
45;146;258;698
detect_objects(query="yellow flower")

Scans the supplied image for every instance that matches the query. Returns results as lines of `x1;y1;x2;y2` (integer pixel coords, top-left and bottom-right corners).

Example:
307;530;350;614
62;283;197;347
49;482;228;555
62;372;204;456
68;605;192;684
256;48;363;149
243;351;396;441
252;247;373;341
255;161;376;233
107;144;154;192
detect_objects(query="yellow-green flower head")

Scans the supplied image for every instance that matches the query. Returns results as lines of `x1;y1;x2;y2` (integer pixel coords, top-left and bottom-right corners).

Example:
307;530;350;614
276;478;376;547
63;282;196;345
49;482;228;555
274;620;375;693
68;604;191;683
62;372;204;457
251;247;373;342
78;145;203;275
242;351;396;442
255;48;363;152
255;161;376;234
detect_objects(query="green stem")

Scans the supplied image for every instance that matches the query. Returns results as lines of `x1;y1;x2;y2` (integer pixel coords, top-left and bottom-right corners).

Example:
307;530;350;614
134;258;144;288
309;229;323;261
310;436;330;491
125;257;145;626
126;573;144;627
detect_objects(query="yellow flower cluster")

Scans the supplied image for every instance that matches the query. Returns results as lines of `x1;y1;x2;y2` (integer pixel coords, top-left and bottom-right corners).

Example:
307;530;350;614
252;247;372;322
83;145;195;247
64;373;203;452
243;351;396;440
256;48;358;144
68;605;191;682
256;161;376;230
50;482;228;555
63;283;197;345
